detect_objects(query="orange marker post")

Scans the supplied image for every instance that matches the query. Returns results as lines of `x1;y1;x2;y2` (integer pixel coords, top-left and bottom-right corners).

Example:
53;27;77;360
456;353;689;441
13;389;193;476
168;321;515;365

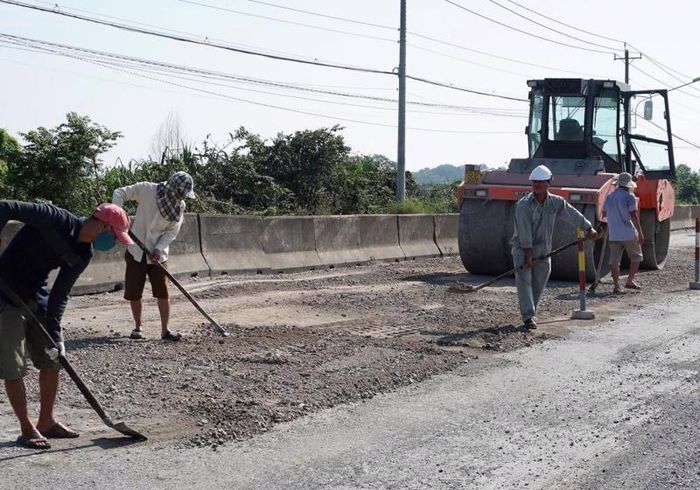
572;228;595;320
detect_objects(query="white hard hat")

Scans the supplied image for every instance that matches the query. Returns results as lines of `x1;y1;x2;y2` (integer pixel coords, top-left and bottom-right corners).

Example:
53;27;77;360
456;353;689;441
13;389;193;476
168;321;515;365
529;165;553;181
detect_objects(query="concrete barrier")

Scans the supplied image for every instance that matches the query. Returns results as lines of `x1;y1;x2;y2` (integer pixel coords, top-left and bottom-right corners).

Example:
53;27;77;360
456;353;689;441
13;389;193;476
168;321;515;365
261;216;321;271
313;216;363;267
357;215;404;262
199;215;268;274
72;244;127;294
671;205;699;231
398;214;441;260
434;214;459;256
167;213;211;278
73;213;209;293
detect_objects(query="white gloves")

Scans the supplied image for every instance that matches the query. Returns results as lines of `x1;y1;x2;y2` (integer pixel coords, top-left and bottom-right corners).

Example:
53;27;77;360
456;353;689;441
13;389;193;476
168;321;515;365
46;341;66;361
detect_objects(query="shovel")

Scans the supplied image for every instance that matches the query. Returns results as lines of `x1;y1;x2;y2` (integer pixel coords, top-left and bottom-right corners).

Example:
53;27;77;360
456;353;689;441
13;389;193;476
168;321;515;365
128;231;230;337
448;238;582;294
0;278;147;440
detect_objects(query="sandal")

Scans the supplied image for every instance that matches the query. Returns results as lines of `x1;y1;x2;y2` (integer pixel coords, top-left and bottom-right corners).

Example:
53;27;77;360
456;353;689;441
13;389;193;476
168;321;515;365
17;435;51;450
161;330;182;341
625;282;642;290
39;423;80;439
130;329;144;340
613;287;622;294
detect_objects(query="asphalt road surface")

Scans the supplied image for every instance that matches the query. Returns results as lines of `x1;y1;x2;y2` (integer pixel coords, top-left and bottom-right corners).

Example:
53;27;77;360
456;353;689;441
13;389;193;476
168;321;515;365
3;264;700;488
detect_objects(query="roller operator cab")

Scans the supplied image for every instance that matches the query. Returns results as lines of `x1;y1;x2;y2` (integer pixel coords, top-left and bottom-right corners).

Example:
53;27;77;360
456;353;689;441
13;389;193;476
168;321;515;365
457;78;676;281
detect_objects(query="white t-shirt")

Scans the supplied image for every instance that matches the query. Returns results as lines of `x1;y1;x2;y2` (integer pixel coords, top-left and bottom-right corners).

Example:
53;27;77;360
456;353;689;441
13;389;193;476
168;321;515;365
112;182;184;263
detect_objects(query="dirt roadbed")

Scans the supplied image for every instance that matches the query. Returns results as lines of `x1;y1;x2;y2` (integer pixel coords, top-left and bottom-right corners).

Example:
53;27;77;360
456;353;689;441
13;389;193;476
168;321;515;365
0;235;694;449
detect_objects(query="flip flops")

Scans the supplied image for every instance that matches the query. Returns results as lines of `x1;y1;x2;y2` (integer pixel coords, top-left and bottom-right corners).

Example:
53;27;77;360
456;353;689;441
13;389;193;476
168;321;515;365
16;435;51;450
130;329;144;340
40;423;80;439
625;282;642;290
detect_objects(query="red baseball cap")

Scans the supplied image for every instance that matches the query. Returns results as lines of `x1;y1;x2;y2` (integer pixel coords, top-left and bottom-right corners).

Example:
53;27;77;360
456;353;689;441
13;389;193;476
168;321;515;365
93;203;134;245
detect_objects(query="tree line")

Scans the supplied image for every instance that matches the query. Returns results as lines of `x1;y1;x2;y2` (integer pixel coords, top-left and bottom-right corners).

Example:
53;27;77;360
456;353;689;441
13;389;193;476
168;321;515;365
0;113;459;217
3;112;696;218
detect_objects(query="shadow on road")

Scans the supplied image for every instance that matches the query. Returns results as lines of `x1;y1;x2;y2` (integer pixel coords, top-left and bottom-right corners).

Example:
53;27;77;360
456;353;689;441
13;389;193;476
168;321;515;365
0;435;140;463
402;272;517;289
66;335;133;350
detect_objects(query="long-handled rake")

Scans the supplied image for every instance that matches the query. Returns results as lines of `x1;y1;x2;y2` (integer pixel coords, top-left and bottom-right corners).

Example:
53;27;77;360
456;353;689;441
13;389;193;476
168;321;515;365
448;239;581;294
128;231;230;337
0;278;147;440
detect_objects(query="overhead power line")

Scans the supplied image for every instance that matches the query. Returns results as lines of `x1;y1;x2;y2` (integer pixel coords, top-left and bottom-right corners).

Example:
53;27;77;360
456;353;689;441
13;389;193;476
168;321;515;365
673;135;700;150
20;0;354;63
177;0;397;43
442;0;616;55
630;65;700;101
0;32;528;115
406;75;526;102
408;31;608;78
246;0;397;32
179;0;602;82
501;0;625;44
636;115;700;150
0;0;394;75
485;0;619;51
74;59;524;135
627;43;694;81
643;54;700;95
187;0;612;78
625;43;700;96
0;0;527;102
0;32;528;126
408;43;530;78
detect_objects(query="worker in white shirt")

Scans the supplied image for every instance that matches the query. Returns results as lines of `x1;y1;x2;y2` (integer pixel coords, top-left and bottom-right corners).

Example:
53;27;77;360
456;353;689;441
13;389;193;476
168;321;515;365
112;171;196;341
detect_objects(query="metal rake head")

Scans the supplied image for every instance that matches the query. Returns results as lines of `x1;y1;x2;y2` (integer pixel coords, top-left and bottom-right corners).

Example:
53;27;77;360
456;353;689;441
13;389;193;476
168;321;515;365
447;283;478;294
110;421;148;441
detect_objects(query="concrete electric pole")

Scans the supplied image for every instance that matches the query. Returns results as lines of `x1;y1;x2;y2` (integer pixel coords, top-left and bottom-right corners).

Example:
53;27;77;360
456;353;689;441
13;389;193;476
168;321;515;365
396;0;407;202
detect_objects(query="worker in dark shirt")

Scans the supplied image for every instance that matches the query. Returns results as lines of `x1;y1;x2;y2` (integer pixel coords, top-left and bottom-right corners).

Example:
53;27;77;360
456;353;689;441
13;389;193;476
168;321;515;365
0;201;133;450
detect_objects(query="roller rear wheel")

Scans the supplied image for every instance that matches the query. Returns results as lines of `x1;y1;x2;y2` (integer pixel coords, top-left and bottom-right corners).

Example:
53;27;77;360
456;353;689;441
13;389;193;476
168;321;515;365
458;199;515;275
639;210;670;270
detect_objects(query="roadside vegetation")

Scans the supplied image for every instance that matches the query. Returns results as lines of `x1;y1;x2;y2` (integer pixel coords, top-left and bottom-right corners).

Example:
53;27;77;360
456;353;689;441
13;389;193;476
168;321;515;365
2;113;697;217
0;113;459;217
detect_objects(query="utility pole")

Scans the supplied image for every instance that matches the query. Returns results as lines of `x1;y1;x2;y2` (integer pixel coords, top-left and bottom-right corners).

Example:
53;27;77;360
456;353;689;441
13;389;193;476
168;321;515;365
614;43;642;85
396;0;407;202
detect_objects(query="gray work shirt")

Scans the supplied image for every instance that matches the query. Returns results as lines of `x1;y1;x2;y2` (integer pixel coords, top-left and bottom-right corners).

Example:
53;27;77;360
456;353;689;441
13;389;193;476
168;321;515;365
511;193;593;254
603;188;637;242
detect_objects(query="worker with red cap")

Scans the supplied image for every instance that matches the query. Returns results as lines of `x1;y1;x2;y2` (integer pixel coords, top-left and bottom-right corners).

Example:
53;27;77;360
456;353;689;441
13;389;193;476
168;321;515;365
0;200;132;450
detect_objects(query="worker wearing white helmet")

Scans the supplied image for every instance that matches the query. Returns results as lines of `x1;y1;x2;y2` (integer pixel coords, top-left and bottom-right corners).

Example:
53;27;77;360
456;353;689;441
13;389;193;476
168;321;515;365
511;165;598;329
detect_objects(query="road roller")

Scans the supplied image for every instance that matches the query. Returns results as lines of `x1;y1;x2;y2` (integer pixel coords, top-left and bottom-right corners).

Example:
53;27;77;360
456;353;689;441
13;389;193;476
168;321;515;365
457;78;676;281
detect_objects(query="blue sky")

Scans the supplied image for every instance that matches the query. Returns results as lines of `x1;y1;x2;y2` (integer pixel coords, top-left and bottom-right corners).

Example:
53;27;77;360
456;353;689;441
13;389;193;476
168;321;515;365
1;0;698;171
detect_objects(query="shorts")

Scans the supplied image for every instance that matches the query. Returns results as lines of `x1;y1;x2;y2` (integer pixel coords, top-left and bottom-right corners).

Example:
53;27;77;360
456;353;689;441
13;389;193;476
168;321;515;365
609;239;643;266
0;300;59;380
124;251;169;301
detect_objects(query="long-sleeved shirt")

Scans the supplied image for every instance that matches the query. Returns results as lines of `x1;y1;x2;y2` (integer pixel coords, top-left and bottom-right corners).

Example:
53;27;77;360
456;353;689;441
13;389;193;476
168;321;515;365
0;201;93;342
511;193;593;253
112;182;183;263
